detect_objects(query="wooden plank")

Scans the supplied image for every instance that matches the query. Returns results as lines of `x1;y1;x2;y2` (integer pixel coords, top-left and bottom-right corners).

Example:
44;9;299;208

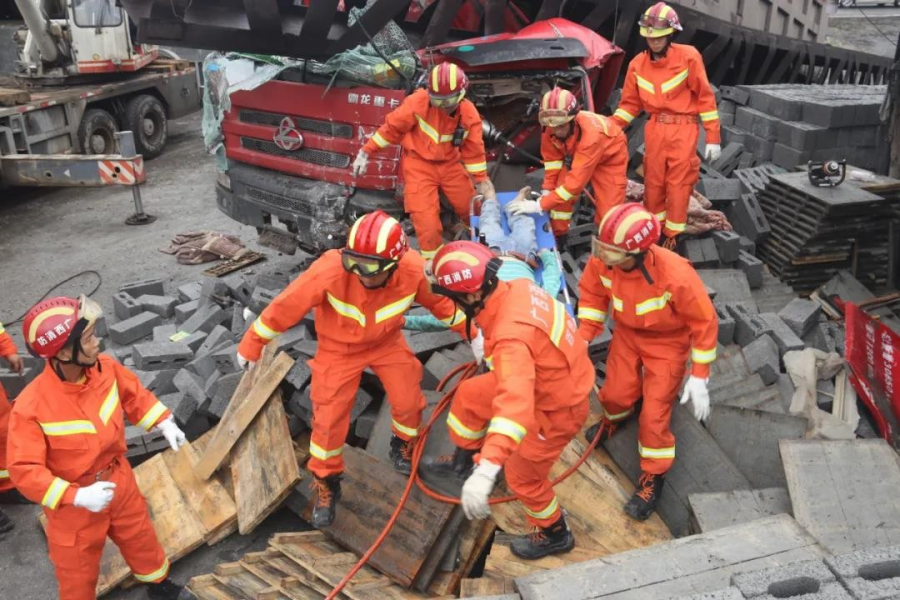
459;576;517;597
0;87;30;106
515;514;827;600
689;488;793;533
188;574;244;600
232;388;302;534
428;519;496;597
603;404;751;537
319;446;454;588
781;439;900;554
707;406;807;489
196;351;294;479
214;561;278;598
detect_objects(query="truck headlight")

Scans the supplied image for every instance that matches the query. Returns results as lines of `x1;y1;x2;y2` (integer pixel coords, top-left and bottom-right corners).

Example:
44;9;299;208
217;171;231;191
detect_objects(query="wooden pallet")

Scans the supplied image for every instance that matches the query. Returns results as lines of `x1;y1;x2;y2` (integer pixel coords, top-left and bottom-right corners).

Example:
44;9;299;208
203;251;267;277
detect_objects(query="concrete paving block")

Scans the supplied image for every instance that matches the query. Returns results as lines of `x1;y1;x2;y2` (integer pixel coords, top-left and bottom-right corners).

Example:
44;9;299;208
778;298;821;338
120;278;165;299
772;143;812;171
732;559;839;598
112;291;142;321
826;544;900;600
144;369;178;396
183;413;211;442
743;334;780;385
727;304;772;347
173;368;206;404
187;353;220;381
722;125;748;147
208;371;242;421
223;273;256;307
175;299;200;324
177;281;203;303
422;351;459;390
174;330;208;353
699;270;756;309
276;324;312;354
231;304;248;338
721;387;787;414
803;322;836;354
712;231;741;264
708;405;807;488
178;304;226;336
354;403;381;440
721;86;750;106
738;236;756;255
132;341;193;371
257;270;290;291
201;370;223;408
250;287;279;315
689;488;792;533
716;305;736;345
108;312;161;346
776;121;826;151
136;294;178;319
285;358;311;391
404;329;460;359
153;324;177;342
671;589;744;600
287;389;312;425
736;251;763;289
288;414;306;438
199;278;230;308
729;194;771;243
759;314;805;356
113;347;132;362
159;391;197;428
196;325;233;357
736;106;780;141
698;178;744;204
210;345;240;374
351;387;375;422
686;239;718;269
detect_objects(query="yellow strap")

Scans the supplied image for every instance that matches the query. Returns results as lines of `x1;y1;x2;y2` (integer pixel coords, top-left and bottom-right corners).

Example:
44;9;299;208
524;496;560;520
448;412;487;440
487;416;527;444
0;470;9;479
613;296;624;312
549;210;573;221
326;292;366;327
614;108;635;124
375;293;416;324
661;69;689;94
549;301;567;348
577;307;607;323
137;401;168;432
440;309;465;327
309;441;343;460
41;477;70;509
253;317;280;340
600;276;612;289
691;347;717;364
39;420;97;436
99;381;120;426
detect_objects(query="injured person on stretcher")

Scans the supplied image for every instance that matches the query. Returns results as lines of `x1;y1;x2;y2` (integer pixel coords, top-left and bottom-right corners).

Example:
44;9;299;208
406;187;562;332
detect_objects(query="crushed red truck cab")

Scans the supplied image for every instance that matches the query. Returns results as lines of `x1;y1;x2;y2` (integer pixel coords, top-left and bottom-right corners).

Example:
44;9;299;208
214;19;623;255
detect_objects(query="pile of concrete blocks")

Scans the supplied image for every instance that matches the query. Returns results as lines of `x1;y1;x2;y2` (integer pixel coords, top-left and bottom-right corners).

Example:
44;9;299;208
718;84;886;172
0;355;43;400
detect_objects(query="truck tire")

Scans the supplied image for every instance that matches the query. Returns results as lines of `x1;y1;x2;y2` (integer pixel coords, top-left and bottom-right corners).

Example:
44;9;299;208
78;108;118;154
125;95;168;159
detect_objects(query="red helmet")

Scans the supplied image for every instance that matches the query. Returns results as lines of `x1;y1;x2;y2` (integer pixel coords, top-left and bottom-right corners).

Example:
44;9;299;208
593;203;660;265
428;63;468;107
431;241;500;296
639;2;682;38
23;295;103;359
539;87;579;127
343;210;408;276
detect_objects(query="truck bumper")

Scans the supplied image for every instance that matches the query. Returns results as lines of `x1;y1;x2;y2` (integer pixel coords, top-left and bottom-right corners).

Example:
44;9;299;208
216;161;402;254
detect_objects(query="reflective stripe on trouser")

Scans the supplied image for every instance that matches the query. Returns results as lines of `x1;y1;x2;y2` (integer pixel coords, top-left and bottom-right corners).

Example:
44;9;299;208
449;372;589;527
642;119;700;239
308;336;425;479
402;155;475;255
598;324;689;474
0;387;12;492
549;199;577;237
45;458;168;600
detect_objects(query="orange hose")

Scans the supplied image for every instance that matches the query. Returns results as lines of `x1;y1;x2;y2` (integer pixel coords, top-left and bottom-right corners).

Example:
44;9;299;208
325;361;601;599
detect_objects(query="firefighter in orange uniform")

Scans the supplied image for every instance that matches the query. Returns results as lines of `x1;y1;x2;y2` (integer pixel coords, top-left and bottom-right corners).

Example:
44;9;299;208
237;211;471;528
352;63;491;260
0;320;25;533
578;203;717;520
425;241;593;560
508;87;628;247
7;296;186;599
611;2;721;248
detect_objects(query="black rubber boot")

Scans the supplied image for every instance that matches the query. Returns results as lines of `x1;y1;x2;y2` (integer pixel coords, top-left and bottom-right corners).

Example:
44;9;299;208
0;506;13;535
585;418;620;447
146;577;184;599
509;513;575;560
624;472;665;521
389;435;415;476
554;234;568;254
0;488;31;504
311;475;342;529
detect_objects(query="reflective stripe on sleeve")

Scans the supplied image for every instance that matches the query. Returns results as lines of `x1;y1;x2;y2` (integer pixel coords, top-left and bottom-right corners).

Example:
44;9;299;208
487;416;527;444
577;307;607;323
137;401;168;431
41;477;70;510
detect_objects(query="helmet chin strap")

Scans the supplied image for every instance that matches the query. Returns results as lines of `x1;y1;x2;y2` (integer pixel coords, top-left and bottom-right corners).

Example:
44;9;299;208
50;319;96;380
650;36;672;59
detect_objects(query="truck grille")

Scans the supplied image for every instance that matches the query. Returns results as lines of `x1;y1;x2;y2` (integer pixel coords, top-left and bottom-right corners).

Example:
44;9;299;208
239;110;353;138
240;137;351;168
245;185;316;217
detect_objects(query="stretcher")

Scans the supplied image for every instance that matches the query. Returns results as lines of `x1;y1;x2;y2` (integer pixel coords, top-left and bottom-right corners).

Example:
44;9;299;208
470;190;574;314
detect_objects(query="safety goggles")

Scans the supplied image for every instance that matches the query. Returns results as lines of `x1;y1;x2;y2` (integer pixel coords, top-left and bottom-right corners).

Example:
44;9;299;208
591;237;634;267
638;15;674;29
539;110;575;128
429;92;464;108
341;250;397;277
78;294;103;326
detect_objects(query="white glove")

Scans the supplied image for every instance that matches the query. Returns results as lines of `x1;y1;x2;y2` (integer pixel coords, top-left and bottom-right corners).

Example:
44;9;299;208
74;481;116;513
156;416;187;452
680;376;711;422
704;143;722;162
351;150;369;177
470;328;485;365
236;351;256;372
461;460;501;520
541;189;550;196
506;198;543;216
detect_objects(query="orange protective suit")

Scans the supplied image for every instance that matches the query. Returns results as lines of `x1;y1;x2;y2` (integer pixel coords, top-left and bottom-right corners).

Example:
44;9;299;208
0;322;17;492
612;44;721;239
447;279;593;527
577;246;717;474
362;89;488;259
540;111;628;236
238;249;465;479
7;355;172;600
